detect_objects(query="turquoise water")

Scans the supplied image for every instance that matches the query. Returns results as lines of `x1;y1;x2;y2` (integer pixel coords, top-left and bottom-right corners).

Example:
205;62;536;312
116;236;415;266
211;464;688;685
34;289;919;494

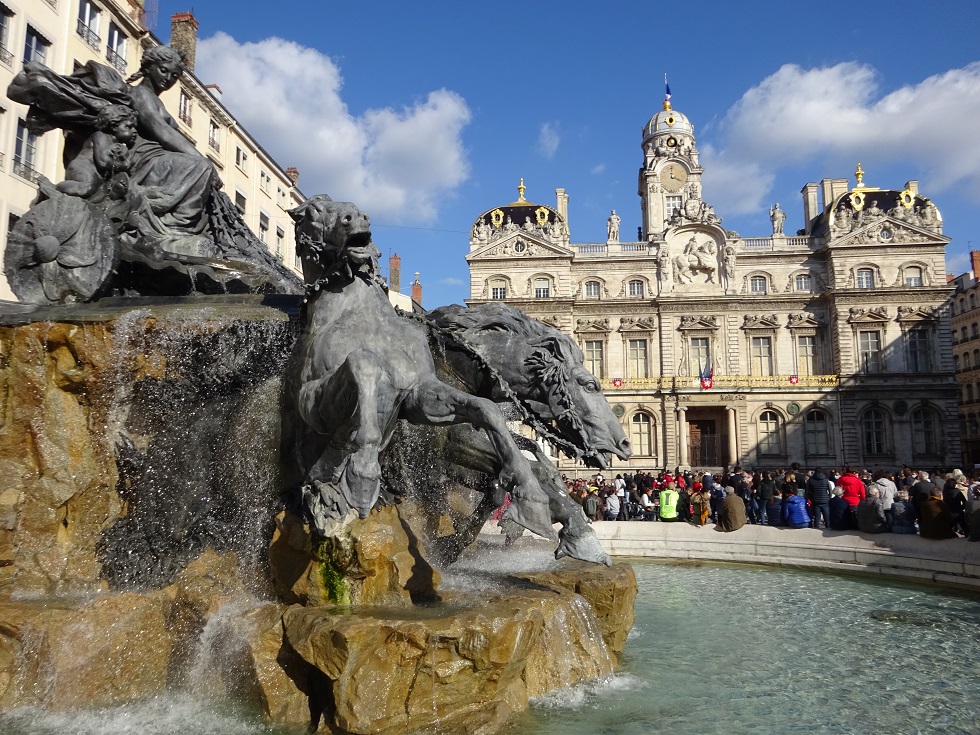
509;560;980;735
3;559;979;735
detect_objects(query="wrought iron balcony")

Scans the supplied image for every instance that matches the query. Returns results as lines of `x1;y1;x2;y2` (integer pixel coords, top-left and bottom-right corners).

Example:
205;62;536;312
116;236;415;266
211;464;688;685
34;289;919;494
178;108;192;126
76;19;101;50
13;158;41;183
600;374;840;391
106;47;126;74
208;135;220;153
0;44;12;67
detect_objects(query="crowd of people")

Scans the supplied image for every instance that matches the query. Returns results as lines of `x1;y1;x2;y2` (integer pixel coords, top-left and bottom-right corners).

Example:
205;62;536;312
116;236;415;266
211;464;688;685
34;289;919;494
564;464;980;540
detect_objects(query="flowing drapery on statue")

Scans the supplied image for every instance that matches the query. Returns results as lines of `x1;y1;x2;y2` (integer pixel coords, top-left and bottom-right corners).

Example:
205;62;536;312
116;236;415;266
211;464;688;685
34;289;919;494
5;51;301;303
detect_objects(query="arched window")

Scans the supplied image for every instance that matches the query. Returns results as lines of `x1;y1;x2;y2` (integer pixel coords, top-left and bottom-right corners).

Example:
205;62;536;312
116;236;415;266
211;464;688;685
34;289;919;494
971;294;977;309
861;409;887;455
911;408;938;455
972;323;978;338
968;384;975;403
533;277;551;299
973;349;979;366
804;410;830;455
970;414;980;435
795;273;812;292
856;268;875;289
955;355;961;371
963;327;970;342
964;352;971;370
904;266;923;287
489;278;507;300
758;410;782;455
628;279;645;297
584;281;601;298
631;413;653;456
749;275;768;294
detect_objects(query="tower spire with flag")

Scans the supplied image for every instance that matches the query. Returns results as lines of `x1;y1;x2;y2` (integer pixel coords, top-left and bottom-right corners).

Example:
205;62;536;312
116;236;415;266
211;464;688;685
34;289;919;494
664;73;671;111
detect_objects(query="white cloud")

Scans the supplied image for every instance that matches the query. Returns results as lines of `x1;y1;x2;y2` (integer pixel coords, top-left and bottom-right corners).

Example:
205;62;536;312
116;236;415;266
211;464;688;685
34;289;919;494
195;33;471;223
439;277;464;286
537;122;560;158
701;61;980;216
590;163;606;175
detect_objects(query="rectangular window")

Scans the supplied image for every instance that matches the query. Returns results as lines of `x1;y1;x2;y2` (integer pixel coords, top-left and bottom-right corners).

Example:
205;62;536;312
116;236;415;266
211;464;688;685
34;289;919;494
14;120;39;181
628;280;644;297
906;329;930;372
691;337;710;375
665;195;682;218
584;340;604;378
859;330;882;373
76;1;101;49
236;146;248;171
491;287;507;300
25;26;49;65
796;335;816;376
260;170;271;193
628;339;648;379
276;226;285;252
106;22;126;72
234;190;247;215
750;276;767;294
533;278;550;298
277;186;287;207
178;90;192;125
259;211;270;243
751;336;773;376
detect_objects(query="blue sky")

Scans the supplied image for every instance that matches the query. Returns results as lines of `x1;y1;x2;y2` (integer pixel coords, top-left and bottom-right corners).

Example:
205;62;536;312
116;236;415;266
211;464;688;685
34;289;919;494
155;1;980;307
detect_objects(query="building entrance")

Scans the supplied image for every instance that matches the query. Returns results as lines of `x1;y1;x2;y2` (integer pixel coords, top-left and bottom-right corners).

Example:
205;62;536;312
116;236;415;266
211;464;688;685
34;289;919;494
689;419;719;467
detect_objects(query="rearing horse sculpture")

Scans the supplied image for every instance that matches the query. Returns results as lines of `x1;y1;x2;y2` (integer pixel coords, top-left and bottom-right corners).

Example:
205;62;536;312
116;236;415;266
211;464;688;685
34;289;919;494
282;195;555;542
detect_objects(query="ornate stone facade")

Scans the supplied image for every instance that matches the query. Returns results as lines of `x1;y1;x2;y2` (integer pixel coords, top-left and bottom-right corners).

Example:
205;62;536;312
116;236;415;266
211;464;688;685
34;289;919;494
466;102;958;474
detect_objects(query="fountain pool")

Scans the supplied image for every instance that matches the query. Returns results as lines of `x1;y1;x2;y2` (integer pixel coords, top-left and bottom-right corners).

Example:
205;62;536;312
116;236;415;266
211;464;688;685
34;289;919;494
513;559;980;735
2;558;978;735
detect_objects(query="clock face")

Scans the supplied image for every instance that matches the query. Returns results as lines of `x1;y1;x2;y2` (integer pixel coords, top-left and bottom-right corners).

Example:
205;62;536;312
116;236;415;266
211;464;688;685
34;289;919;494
659;164;688;192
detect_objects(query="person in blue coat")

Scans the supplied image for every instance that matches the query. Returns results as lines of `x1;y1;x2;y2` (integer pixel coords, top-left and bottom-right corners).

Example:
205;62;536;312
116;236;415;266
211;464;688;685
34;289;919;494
781;492;811;529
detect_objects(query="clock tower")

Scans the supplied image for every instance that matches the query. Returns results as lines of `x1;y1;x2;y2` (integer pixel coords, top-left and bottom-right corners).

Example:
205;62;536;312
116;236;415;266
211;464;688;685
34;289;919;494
637;95;704;241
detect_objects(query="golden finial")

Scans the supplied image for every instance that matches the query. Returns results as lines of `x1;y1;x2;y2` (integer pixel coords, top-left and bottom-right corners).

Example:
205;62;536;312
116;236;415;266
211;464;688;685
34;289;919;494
855;163;864;188
517;178;527;203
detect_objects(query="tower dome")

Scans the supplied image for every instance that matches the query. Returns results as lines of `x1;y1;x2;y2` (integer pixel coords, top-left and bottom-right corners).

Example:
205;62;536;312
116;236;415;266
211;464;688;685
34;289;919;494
642;99;696;153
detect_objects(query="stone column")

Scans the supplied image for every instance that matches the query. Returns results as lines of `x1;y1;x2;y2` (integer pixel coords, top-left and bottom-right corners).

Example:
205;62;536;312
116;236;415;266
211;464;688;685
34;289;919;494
677;406;689;469
726;406;738;467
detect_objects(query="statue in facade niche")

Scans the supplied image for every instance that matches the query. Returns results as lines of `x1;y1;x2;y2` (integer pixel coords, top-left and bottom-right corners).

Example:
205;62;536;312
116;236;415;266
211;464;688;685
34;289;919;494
673;236;717;284
4;45;300;303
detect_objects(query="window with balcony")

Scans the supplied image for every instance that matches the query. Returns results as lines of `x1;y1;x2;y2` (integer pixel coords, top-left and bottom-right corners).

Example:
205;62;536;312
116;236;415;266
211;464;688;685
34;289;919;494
533;278;551;299
750;275;767;294
750;336;773;376
0;8;13;67
25;26;50;65
178;90;192;125
861;409;888;455
794;273;812;292
856;268;875;289
796;335;816;376
106;22;126;72
584;340;604;377
690;337;710;376
14;120;39;182
805;410;830;455
905;329;930;372
76;1;101;49
971;293;976;309
628;279;644;297
858;330;882;373
963;327;969;342
208;119;220;152
758;410;782;455
965;352;972;370
972;323;978;338
631;413;652;456
628;339;648;379
584;280;601;299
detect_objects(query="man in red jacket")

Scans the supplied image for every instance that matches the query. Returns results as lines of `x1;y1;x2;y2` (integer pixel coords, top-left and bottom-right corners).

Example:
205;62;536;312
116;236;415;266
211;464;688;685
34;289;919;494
837;466;866;526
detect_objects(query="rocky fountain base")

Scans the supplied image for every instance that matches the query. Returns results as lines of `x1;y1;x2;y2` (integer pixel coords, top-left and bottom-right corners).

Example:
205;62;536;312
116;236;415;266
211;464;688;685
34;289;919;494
0;300;636;734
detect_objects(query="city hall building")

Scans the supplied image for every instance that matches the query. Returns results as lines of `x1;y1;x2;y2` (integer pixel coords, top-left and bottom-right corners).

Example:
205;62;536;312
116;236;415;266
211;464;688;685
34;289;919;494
465;99;959;474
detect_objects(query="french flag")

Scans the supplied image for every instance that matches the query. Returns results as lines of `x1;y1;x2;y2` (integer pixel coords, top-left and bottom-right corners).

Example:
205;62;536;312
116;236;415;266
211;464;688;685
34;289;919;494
665;75;671;104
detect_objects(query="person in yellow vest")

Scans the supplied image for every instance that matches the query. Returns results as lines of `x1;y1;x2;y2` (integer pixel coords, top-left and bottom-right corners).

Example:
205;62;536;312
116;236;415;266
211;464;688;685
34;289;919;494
659;482;680;522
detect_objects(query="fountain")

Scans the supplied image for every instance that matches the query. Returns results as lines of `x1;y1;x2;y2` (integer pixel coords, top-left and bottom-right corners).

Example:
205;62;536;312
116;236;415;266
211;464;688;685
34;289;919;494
0;45;636;734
